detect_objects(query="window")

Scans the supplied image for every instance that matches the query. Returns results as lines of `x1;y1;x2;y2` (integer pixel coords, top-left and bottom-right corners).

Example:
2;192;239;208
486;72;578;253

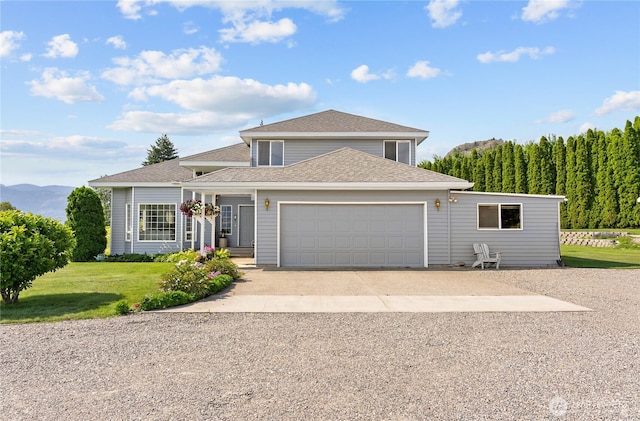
257;140;284;166
185;215;194;241
219;205;232;235
138;204;176;241
478;204;522;230
125;203;132;241
384;140;411;165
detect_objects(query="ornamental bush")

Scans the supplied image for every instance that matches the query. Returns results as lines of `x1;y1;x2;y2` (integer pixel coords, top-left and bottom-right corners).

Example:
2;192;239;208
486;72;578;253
0;210;75;304
204;257;241;280
140;291;194;310
159;262;211;299
66;187;107;262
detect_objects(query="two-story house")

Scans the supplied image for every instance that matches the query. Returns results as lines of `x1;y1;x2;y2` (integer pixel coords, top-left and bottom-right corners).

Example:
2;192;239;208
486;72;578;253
89;110;565;267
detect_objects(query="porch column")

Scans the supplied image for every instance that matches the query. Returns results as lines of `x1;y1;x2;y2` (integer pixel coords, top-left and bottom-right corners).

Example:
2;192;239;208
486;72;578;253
211;194;216;249
199;191;206;254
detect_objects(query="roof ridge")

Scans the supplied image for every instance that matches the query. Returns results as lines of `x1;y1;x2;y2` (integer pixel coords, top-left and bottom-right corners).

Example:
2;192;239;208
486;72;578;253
180;142;247;160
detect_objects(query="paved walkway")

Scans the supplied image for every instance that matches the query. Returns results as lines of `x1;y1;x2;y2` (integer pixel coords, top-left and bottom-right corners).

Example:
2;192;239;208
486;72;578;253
158;265;591;313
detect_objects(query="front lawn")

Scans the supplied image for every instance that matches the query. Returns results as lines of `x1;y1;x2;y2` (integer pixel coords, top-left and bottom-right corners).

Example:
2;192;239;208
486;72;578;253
561;245;640;269
0;262;173;324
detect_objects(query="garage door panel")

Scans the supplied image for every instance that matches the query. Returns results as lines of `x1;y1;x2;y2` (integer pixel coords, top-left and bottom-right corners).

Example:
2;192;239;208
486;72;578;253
280;204;424;267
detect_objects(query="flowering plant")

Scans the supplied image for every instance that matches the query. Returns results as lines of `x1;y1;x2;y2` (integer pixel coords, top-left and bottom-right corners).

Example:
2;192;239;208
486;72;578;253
179;199;220;217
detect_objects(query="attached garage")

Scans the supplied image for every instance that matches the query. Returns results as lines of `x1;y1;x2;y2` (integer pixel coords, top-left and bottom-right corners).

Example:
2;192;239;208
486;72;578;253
279;203;426;267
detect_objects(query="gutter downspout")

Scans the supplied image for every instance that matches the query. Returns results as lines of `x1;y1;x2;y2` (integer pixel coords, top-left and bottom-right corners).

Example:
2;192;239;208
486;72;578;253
447;189;451;265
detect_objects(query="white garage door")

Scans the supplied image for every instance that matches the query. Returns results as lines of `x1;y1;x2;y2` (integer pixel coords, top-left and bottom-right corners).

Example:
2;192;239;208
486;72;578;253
280;204;425;267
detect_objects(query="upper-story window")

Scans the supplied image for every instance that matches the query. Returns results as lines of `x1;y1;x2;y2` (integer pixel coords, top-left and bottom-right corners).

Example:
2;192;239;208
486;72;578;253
384;140;411;165
257;140;284;166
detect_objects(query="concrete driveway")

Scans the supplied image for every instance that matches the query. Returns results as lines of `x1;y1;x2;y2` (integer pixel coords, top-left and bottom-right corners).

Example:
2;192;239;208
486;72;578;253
159;265;591;313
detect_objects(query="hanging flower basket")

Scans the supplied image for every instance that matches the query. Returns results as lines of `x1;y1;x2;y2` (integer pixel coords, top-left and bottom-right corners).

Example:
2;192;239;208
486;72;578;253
180;199;220;218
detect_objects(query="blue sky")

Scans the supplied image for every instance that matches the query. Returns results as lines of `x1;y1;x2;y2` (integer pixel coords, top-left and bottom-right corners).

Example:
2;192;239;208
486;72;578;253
1;0;639;187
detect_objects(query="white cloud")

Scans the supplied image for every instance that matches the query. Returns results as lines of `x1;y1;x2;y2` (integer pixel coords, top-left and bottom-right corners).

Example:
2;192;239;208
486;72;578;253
0;30;26;57
537;109;575;124
102;46;223;85
425;0;462;28
220;18;296;44
109;110;256;134
137;76;316;113
351;65;380;83
116;1;346;43
44;34;79;58
183;21;199;35
106;35;127;49
521;0;576;24
28;68;105;104
477;46;555;63
578;122;595;134
1;134;128;159
407;61;442;79
595;90;640;116
20;53;32;62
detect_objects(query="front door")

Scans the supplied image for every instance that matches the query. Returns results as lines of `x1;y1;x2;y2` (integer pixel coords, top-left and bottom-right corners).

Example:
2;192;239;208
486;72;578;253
238;205;255;247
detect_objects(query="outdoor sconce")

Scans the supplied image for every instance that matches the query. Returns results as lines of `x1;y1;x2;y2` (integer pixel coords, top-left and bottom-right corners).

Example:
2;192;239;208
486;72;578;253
449;195;457;203
264;198;270;211
435;198;441;211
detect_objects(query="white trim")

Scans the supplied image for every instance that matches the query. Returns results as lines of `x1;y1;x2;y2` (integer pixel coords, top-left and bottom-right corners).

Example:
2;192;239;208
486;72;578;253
125;203;132;242
477;203;524;231
276;201;428;268
89;182;186;188
254;189;258;263
383;139;412;165
219;204;233;236
454;190;565;200
131;187;135;254
179;161;249;167
183;181;474;191
137;203;178;242
240;131;430;145
257;140;285;167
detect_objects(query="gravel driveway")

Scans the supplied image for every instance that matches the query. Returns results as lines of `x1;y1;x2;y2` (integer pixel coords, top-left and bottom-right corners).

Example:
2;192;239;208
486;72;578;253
1;268;639;420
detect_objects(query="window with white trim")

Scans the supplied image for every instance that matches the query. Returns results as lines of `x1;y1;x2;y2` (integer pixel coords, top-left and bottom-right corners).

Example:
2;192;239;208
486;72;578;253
138;204;176;241
478;204;522;230
257;140;284;166
185;215;194;241
125;203;132;242
219;205;232;235
384;140;411;165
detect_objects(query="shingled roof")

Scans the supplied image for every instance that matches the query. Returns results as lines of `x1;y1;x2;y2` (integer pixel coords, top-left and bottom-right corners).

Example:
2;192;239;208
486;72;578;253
240;110;429;143
180;142;249;163
186;148;469;185
89;158;193;185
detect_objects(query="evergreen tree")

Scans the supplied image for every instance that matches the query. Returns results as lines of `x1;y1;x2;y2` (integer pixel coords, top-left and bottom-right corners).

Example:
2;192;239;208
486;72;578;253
571;134;594;228
552;137;567;227
595;130;618;227
142;134;179;166
501;141;515;193
539;136;555;195
472;151;486;191
526;143;541;194
514;143;528;194
483;150;495;191
618;121;640;227
564;136;577;229
492;147;502;192
66;187;107;262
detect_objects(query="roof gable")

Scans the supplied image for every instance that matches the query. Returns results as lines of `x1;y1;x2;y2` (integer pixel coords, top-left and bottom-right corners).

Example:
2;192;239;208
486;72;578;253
180;142;249;163
240;110;429;144
88;158;193;185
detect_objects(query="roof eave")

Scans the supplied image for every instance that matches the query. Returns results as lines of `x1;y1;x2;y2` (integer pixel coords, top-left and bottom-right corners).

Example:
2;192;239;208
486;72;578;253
181;181;473;190
179;161;250;167
240;131;430;144
88;181;184;188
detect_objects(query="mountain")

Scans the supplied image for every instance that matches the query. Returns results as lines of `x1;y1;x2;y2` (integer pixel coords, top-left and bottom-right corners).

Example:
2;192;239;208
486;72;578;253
0;184;76;221
446;138;505;157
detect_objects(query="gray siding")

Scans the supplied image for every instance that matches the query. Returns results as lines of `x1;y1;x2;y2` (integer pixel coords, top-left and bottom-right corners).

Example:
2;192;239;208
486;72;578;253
110;188;129;255
131;187;183;255
450;193;562;267
255;190;449;266
215;195;254;247
251;139;417;166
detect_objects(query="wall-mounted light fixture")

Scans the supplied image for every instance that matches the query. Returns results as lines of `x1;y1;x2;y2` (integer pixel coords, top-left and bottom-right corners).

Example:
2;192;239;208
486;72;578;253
435;198;441;211
264;198;270;211
449;195;457;203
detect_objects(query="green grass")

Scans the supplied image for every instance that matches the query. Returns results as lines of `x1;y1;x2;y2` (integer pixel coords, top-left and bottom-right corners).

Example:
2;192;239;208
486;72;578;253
0;262;173;324
561;245;640;269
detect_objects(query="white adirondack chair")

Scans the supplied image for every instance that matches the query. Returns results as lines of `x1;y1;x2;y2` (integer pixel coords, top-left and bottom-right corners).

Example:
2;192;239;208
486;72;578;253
472;243;501;269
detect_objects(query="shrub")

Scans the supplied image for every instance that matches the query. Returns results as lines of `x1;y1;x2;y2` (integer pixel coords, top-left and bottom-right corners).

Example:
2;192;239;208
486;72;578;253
159;262;210;299
140;291;194;310
154;249;199;263
66;187;107;262
208;274;233;294
204;257;242;280
0;211;75;304
114;300;130;315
